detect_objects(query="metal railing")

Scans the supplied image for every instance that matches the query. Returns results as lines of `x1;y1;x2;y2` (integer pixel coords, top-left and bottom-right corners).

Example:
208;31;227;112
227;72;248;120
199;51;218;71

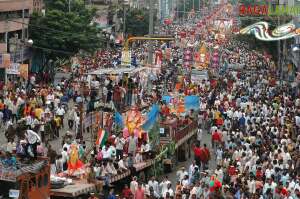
174;121;197;142
0;158;48;182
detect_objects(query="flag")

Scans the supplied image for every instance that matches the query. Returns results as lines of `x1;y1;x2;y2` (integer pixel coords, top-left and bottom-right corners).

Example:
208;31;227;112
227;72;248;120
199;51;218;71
114;112;124;128
184;95;200;111
162;96;172;104
142;104;160;131
96;129;108;147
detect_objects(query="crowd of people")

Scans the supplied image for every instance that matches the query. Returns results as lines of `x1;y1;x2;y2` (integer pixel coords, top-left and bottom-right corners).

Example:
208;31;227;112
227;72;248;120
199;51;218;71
0;3;300;199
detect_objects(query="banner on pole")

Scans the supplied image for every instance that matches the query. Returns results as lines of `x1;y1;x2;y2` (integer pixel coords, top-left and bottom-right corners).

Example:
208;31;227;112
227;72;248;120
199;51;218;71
19;64;28;79
2;53;11;68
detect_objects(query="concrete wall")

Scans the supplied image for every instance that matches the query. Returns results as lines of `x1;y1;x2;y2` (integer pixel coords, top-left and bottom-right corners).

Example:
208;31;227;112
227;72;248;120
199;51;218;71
0;0;33;12
0;0;33;62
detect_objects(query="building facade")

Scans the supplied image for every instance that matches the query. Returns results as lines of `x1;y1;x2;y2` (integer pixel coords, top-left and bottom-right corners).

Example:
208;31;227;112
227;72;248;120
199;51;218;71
0;0;33;71
33;0;44;13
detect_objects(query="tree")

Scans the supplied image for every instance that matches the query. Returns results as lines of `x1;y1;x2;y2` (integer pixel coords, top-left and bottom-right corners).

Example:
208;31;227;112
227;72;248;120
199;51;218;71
125;8;151;36
29;0;103;72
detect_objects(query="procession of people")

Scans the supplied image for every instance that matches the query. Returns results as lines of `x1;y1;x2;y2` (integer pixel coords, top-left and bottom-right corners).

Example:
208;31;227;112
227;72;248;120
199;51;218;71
0;2;300;199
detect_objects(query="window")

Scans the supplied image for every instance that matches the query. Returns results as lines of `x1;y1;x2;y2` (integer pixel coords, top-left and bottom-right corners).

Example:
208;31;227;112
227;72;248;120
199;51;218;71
43;174;48;186
38;176;42;188
29;177;36;190
0;33;5;43
0;12;8;20
24;9;30;18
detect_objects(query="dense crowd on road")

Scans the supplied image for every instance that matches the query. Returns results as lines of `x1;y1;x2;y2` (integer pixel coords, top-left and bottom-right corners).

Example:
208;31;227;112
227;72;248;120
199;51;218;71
0;3;300;199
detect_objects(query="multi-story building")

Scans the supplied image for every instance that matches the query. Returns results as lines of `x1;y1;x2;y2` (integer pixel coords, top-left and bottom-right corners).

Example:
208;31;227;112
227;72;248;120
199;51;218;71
0;0;33;72
33;0;44;13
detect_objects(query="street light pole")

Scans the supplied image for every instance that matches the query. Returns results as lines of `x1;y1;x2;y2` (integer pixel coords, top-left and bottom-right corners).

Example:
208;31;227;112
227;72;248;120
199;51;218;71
123;1;126;37
21;8;24;65
277;0;282;82
68;0;71;12
183;0;186;22
148;0;154;65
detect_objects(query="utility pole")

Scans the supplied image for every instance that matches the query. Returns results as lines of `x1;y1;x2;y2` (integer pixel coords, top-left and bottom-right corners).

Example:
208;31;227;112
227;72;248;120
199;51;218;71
277;0;282;82
183;0;186;22
68;0;71;12
21;7;24;65
123;0;126;38
148;0;154;65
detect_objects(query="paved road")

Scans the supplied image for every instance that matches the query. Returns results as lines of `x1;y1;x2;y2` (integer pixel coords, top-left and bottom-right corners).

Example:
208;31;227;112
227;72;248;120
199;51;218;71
167;128;216;189
0;100;91;153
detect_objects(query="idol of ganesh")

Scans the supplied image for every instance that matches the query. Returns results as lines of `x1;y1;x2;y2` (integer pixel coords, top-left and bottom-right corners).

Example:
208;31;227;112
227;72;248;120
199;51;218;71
124;106;145;136
67;143;84;176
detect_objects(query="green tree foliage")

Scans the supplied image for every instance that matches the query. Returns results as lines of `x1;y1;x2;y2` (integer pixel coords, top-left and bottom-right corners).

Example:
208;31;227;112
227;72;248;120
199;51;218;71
125;8;151;36
29;0;103;70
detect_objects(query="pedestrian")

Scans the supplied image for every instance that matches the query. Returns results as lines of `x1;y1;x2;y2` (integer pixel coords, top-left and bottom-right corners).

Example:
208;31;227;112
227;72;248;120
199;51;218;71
134;183;145;199
199;144;210;170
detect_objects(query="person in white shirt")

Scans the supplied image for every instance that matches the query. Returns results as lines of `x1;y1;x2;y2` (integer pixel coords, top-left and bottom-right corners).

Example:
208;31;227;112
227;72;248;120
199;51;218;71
61;147;68;171
164;183;174;198
248;175;256;196
118;156;128;171
135;152;143;164
197;128;203;145
56;105;65;127
188;161;196;183
176;167;188;182
148;176;159;196
108;145;116;159
115;134;126;160
265;164;275;179
130;176;138;194
263;178;277;197
160;176;171;197
107;161;117;175
6;139;16;153
102;145;111;160
296;115;300;127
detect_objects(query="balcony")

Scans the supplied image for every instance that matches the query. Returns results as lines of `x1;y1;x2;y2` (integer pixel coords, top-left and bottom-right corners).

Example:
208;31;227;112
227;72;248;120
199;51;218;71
0;48;31;65
0;18;29;33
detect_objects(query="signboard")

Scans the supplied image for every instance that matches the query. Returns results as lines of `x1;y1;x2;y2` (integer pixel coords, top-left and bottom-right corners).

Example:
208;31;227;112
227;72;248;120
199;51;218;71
19;64;28;79
6;63;20;75
9;189;20;198
2;54;11;68
160;128;165;134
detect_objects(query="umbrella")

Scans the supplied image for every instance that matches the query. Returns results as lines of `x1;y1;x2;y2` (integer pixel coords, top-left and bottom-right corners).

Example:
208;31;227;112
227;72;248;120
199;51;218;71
26;130;41;144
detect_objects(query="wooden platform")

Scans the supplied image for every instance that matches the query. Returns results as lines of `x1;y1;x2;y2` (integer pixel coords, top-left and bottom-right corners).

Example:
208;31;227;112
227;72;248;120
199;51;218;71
50;180;96;197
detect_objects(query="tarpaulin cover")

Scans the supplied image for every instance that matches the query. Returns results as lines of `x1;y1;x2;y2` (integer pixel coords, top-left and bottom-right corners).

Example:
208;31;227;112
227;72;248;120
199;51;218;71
142;104;160;131
162;96;172;104
184;95;200;111
114;112;124;128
